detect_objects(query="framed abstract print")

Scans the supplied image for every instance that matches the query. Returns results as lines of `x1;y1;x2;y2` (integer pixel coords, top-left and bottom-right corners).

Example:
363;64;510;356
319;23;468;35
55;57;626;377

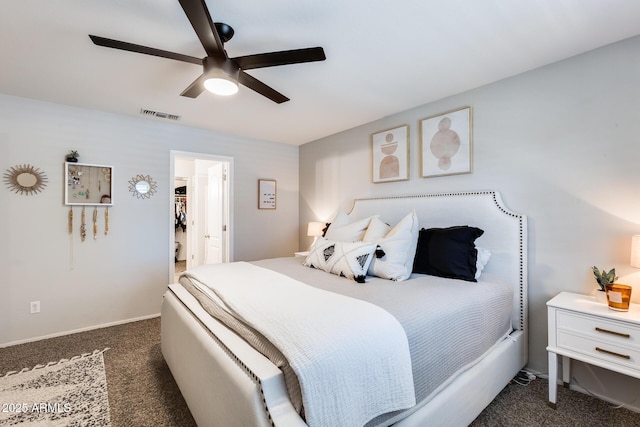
420;106;472;178
371;125;409;183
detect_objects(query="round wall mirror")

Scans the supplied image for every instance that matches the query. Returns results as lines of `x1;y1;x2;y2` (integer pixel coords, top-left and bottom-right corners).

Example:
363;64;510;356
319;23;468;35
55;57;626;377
135;181;151;194
4;164;48;195
128;174;157;199
16;172;38;187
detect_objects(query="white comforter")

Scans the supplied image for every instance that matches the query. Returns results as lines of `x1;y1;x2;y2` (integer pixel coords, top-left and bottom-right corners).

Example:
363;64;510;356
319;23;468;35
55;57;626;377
185;262;416;427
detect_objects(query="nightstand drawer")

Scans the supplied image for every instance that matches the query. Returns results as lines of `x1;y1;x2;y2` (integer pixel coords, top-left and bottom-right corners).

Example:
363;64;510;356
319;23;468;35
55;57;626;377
557;311;640;348
557;330;640;373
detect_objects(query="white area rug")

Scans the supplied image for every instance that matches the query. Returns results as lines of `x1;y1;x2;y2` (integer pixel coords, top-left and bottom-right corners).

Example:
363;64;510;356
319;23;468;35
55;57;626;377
0;349;111;426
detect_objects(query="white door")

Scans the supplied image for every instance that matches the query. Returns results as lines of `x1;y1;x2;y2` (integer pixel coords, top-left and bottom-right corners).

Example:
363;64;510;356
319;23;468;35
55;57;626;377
170;151;233;284
186;175;198;270
205;163;225;264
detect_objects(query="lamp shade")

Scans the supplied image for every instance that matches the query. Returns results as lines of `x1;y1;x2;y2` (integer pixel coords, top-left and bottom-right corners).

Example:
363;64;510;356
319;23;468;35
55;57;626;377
307;221;324;237
631;235;640;268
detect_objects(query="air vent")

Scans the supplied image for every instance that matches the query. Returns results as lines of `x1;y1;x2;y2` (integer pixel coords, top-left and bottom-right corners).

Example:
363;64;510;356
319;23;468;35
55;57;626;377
139;108;181;121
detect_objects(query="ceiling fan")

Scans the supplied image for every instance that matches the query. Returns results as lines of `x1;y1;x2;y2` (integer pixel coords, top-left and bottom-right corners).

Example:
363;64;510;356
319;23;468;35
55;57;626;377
89;0;326;103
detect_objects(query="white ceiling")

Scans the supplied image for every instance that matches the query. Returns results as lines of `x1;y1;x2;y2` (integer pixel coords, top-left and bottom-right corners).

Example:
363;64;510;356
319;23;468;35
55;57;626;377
2;1;640;145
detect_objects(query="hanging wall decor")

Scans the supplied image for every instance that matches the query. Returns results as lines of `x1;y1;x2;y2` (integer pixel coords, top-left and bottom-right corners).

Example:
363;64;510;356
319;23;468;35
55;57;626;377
104;207;109;235
258;179;276;209
68;206;75;270
80;206;87;242
128;174;158;199
65;162;113;205
68;207;74;235
4;164;48;195
93;207;98;240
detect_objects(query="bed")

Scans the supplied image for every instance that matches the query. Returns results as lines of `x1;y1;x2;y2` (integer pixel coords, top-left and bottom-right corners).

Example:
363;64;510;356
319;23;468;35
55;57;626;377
161;191;528;427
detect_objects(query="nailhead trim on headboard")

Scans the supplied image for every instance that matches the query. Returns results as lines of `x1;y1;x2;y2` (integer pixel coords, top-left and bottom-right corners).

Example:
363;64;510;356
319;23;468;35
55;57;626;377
349;190;528;333
173;294;277;427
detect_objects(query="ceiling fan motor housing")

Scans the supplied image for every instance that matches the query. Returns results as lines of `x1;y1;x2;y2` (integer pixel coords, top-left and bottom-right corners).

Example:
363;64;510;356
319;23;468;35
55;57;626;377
204;56;239;81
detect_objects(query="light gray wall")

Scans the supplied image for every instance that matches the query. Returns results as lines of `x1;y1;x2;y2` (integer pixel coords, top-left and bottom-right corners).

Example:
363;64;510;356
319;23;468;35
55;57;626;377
0;94;298;345
300;35;640;408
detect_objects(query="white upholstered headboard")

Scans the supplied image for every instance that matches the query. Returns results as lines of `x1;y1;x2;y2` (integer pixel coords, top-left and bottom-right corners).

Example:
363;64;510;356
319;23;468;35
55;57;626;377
347;191;528;335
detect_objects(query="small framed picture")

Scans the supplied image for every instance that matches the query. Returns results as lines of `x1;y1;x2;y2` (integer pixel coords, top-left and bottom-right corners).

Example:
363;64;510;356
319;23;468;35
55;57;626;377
371;125;409;183
420;106;472;178
258;179;276;209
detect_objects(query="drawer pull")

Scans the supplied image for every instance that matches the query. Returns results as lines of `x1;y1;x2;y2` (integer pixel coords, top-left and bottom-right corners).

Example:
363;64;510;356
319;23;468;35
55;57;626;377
595;347;631;360
595;327;630;338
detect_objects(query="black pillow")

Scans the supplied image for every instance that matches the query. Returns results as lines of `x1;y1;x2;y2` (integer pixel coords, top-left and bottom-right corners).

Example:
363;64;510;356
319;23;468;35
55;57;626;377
412;226;484;282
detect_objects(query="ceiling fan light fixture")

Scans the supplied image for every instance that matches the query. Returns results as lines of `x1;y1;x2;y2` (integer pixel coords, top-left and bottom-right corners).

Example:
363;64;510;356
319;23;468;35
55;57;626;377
202;57;240;96
204;74;239;96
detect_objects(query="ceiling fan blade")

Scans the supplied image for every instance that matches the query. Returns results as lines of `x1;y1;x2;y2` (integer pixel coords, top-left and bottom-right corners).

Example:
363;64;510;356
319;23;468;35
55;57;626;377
178;0;225;58
89;35;202;65
180;73;207;98
232;47;326;70
238;71;289;103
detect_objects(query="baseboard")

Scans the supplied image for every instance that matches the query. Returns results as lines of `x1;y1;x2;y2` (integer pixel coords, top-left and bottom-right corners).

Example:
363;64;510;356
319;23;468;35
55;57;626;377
0;313;160;348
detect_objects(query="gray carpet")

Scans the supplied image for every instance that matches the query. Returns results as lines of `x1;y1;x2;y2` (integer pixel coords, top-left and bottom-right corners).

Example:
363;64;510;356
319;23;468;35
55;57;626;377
1;317;639;426
471;375;640;426
0;318;195;427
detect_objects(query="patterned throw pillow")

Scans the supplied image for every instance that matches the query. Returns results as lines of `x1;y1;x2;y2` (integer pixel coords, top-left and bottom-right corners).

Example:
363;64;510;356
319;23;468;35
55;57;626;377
303;238;377;283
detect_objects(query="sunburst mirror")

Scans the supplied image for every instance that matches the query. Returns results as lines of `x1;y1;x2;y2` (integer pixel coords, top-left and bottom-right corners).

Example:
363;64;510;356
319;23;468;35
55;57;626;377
4;164;48;195
128;174;158;199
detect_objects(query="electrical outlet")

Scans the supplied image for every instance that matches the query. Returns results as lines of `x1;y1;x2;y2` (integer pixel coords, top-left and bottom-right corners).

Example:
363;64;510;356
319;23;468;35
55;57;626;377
30;301;40;314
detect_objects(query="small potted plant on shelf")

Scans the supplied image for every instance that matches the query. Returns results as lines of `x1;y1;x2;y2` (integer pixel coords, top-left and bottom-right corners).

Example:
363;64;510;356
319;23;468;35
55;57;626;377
66;150;79;162
592;266;617;303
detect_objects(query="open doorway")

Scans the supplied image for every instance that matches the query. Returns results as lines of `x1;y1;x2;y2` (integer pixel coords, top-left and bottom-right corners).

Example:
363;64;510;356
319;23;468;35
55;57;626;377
169;150;233;284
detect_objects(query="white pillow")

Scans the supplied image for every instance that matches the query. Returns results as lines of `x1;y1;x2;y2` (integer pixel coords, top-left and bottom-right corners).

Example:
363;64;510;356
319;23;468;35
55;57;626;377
324;211;373;242
327;210;350;228
475;247;492;279
362;216;392;241
303;238;377;283
363;211;419;281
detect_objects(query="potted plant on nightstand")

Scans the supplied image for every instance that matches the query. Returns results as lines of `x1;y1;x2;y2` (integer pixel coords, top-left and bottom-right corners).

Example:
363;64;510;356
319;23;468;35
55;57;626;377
592;266;617;303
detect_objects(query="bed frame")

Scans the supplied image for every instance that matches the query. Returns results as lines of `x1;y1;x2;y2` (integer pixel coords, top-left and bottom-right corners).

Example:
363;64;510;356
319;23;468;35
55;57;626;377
161;191;528;426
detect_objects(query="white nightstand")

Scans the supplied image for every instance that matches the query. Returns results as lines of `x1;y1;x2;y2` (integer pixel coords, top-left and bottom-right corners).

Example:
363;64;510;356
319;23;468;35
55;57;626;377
546;291;640;409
